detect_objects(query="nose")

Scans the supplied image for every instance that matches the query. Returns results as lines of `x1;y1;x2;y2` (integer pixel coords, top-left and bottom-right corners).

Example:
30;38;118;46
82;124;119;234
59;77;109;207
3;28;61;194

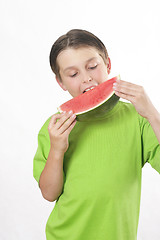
82;72;92;83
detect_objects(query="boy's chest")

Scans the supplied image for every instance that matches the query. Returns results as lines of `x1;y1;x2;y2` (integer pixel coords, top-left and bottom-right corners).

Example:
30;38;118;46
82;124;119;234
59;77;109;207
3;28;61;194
63;119;142;200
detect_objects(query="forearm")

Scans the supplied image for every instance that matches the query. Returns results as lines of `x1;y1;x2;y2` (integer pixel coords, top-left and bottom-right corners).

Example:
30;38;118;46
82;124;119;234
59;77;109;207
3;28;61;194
147;107;160;144
39;148;64;202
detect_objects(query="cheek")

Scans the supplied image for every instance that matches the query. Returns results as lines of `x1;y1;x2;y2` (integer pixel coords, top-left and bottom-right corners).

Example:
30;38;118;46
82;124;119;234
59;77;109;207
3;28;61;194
93;67;108;81
68;80;79;92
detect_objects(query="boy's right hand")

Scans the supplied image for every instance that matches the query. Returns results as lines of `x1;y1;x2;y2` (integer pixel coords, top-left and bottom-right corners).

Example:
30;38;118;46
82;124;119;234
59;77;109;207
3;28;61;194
48;111;77;154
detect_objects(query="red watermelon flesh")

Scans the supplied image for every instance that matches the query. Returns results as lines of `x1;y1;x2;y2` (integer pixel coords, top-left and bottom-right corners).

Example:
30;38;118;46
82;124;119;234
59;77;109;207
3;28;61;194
58;75;120;118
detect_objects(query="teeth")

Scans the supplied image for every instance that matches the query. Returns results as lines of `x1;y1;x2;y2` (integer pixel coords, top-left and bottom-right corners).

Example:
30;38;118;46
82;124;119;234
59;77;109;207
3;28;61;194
84;87;95;92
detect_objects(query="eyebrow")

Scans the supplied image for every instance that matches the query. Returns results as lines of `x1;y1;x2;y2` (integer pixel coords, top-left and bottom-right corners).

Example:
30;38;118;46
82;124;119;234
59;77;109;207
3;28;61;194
63;57;98;73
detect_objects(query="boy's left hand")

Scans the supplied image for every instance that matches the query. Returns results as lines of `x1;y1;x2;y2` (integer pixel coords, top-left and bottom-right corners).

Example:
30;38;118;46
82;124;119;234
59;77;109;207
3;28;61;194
113;79;157;120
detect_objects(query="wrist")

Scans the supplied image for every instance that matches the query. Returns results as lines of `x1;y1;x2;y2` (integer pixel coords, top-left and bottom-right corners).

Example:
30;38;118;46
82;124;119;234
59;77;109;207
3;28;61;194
50;147;65;159
146;107;160;124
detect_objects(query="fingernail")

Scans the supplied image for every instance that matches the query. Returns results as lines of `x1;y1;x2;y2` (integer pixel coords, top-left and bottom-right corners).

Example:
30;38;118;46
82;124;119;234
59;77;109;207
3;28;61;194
113;83;117;89
69;110;73;114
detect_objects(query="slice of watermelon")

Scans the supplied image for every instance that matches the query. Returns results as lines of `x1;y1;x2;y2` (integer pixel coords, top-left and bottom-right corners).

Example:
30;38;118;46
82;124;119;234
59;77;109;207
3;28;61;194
57;75;120;121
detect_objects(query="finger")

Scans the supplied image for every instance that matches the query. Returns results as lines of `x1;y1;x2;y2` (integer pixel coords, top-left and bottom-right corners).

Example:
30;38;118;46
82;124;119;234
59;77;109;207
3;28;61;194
49;112;66;127
116;79;135;87
113;83;136;97
114;90;135;102
113;79;142;96
57;113;76;134
62;119;77;135
115;79;142;92
55;111;74;129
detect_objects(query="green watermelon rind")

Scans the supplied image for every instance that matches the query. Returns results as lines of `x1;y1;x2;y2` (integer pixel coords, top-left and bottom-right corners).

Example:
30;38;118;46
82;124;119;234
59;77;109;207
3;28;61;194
76;93;120;122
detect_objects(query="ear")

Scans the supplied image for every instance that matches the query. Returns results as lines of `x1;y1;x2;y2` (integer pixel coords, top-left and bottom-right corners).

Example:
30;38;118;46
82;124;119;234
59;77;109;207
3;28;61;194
106;57;111;74
56;76;67;91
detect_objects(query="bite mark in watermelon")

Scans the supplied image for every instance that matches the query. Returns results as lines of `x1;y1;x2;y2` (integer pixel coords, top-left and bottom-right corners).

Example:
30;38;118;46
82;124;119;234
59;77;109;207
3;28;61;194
57;75;120;121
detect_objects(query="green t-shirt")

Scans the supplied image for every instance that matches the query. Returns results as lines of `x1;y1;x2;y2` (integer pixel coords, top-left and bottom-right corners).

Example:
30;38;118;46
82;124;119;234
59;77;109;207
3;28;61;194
33;101;160;240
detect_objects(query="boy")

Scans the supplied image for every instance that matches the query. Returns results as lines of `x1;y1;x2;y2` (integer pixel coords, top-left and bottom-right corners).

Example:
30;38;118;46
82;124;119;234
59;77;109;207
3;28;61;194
33;29;160;240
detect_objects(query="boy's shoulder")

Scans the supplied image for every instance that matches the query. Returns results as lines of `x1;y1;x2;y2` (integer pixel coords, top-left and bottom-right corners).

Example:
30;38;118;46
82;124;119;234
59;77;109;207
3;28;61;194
116;101;137;119
118;100;148;127
118;100;135;111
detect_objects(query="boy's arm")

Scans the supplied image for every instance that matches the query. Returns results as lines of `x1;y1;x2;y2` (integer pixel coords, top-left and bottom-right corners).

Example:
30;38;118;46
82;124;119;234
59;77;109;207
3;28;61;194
146;109;160;144
39;148;64;202
113;79;160;144
38;111;76;202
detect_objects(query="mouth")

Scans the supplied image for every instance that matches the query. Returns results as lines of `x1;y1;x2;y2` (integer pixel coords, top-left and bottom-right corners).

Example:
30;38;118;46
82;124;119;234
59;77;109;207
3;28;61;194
82;85;97;94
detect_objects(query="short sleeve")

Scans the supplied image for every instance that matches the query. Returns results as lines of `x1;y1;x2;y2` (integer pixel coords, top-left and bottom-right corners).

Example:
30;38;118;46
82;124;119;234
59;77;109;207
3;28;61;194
33;132;50;185
139;114;160;174
33;116;51;185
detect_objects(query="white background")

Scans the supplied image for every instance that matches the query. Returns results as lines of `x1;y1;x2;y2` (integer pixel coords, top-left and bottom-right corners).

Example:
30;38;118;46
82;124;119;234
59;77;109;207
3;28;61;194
0;0;160;239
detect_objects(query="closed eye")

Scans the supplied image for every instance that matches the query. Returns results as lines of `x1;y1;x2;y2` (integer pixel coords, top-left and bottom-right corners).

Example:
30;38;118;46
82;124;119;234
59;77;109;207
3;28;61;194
70;65;97;77
89;65;97;69
70;73;77;77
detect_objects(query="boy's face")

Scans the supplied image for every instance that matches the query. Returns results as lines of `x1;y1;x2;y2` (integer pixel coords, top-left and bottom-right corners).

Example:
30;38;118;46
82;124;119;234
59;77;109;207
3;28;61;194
56;46;111;98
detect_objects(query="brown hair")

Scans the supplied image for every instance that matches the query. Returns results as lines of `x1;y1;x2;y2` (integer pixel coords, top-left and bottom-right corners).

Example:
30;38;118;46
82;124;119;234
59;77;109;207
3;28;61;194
49;29;109;82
